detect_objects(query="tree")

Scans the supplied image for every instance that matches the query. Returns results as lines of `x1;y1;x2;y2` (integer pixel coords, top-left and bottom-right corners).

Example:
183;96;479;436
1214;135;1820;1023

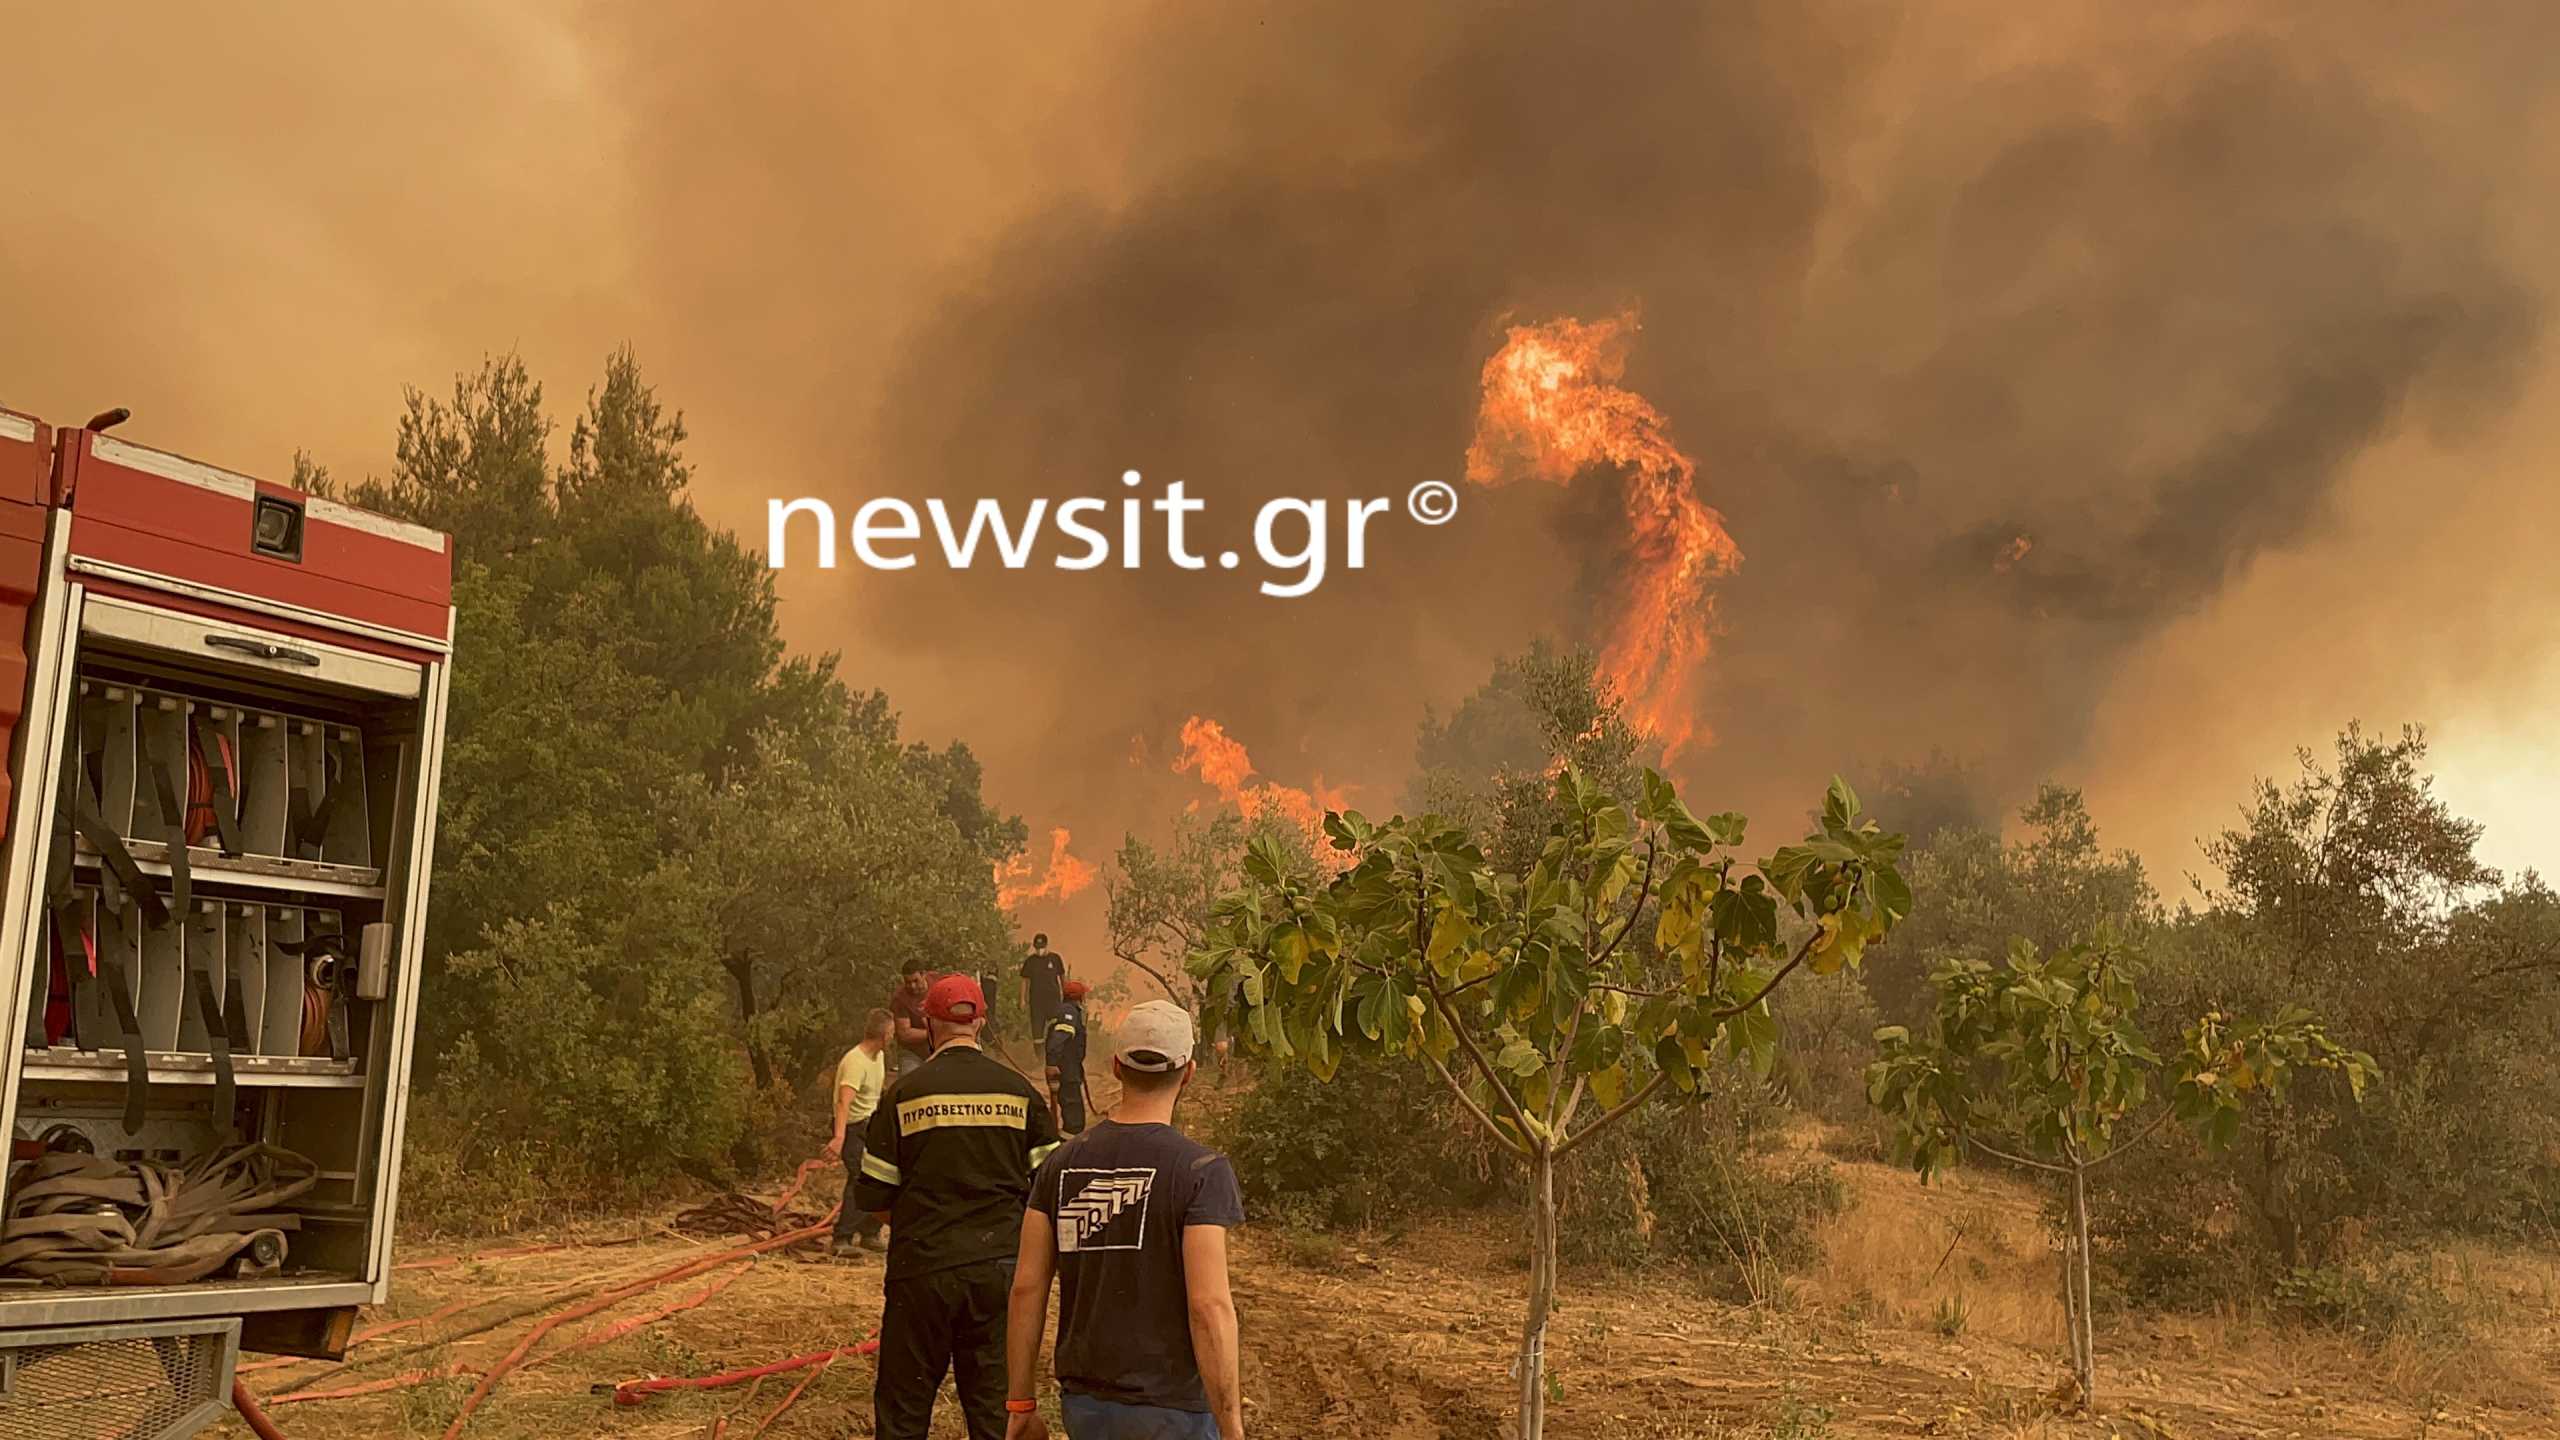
1192;768;1910;1440
2172;723;2556;1258
1865;785;2157;1026
1411;641;1659;873
345;350;1019;1188
1106;808;1312;1008
1852;749;1995;844
1868;933;2376;1409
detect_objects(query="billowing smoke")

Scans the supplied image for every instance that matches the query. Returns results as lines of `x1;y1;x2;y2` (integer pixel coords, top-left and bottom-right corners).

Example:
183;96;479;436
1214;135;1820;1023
727;2;2544;843
8;2;2556;956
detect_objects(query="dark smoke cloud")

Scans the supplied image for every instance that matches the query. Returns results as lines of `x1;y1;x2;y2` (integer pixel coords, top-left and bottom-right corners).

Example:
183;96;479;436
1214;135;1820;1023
795;1;1877;861
9;2;2558;958
679;2;2544;843
1704;14;2545;812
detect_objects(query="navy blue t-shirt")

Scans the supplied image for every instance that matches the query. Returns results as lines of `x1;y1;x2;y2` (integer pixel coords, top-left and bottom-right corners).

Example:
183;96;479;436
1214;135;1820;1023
1029;1120;1243;1412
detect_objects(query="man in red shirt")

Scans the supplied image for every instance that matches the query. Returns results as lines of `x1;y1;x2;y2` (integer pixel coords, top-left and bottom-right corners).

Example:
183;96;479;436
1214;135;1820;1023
889;960;935;1078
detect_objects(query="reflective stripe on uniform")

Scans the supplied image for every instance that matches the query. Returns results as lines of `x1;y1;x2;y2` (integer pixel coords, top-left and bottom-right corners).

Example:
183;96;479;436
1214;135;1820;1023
897;1092;1030;1135
860;1150;903;1186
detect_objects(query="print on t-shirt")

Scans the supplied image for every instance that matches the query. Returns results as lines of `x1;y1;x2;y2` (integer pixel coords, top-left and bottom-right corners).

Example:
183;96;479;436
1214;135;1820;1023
1056;1167;1156;1252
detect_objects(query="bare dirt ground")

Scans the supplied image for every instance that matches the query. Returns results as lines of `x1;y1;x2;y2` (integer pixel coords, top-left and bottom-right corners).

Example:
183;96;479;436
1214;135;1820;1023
211;1164;2560;1440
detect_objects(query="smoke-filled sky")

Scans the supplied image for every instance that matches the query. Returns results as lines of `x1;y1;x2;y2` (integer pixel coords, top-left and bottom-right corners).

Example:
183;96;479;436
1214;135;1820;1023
9;2;2560;963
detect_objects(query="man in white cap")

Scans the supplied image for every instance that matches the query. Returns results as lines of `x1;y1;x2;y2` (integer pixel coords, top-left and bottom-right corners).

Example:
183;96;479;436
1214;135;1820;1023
1002;1001;1244;1440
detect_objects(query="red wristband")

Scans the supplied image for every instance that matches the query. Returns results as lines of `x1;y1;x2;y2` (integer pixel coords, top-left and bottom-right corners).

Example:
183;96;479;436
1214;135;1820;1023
1006;1398;1038;1414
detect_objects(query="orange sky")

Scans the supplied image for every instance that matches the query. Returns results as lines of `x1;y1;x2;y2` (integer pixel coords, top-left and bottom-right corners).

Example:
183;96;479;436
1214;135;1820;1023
8;2;2558;967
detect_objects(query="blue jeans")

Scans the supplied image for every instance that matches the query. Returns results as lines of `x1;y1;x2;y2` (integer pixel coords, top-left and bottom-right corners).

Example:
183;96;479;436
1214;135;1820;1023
831;1135;882;1244
1062;1392;1222;1440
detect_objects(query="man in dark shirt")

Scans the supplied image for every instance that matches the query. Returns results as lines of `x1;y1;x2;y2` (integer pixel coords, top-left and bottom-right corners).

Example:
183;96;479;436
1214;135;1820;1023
1044;979;1091;1134
857;974;1062;1440
888;959;934;1079
1019;934;1065;1056
1005;1001;1245;1440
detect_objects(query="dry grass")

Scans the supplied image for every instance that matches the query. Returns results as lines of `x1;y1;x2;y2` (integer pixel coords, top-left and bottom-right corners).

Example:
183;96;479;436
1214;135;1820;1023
1798;1150;2065;1349
209;1118;2560;1439
2134;1237;2560;1419
1771;1123;2560;1433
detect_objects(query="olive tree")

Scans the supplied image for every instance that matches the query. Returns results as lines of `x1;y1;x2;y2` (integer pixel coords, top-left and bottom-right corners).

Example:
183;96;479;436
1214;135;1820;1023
1867;932;2376;1409
1191;768;1909;1440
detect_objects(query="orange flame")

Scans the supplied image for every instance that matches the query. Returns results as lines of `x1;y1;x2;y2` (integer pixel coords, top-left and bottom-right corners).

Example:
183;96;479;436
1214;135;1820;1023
1464;312;1740;761
1173;716;1350;862
993;826;1098;908
1994;533;2033;573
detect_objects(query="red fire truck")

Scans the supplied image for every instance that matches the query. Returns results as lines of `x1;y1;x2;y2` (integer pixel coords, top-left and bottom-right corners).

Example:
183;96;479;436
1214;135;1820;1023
0;406;452;1438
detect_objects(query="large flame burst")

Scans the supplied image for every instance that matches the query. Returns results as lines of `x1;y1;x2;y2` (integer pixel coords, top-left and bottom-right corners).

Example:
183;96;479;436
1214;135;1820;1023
1464;313;1740;761
1174;716;1350;866
993;826;1098;908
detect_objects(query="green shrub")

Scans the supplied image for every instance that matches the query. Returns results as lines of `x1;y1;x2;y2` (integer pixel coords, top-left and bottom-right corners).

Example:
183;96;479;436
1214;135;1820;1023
2272;1257;2466;1341
1563;1080;1845;1298
1218;1051;1840;1298
1213;1051;1496;1229
1271;1221;1352;1272
398;1089;639;1237
1769;969;1881;1128
2081;1129;2255;1311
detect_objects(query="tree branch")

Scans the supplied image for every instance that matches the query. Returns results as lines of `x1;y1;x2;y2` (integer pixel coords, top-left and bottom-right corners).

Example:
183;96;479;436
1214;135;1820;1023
1415;884;1543;1150
1420;1041;1529;1159
1112;947;1189;1004
1550;850;1601;1131
1965;1134;2070;1176
1555;1071;1667;1159
2084;1108;2177;1169
1704;860;1734;997
1708;926;1822;1020
1555;1074;1589;1136
1419;968;1541;1151
1588;843;1657;972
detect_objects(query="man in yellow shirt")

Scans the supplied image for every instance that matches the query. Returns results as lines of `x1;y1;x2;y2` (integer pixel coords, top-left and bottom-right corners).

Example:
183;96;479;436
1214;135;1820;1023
826;1008;893;1256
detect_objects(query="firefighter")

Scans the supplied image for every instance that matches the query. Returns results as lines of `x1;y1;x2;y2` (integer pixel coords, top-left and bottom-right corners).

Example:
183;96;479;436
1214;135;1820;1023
854;974;1061;1440
1045;979;1091;1134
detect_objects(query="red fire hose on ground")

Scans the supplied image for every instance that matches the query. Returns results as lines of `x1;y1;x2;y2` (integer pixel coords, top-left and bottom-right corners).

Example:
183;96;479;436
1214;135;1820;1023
231;1380;292;1440
437;1213;839;1440
608;1338;880;1405
271;1364;479;1407
233;1160;854;1439
767;1157;829;1218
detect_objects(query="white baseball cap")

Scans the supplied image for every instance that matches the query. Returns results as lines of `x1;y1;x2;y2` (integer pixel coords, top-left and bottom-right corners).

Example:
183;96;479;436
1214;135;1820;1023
1114;1000;1196;1072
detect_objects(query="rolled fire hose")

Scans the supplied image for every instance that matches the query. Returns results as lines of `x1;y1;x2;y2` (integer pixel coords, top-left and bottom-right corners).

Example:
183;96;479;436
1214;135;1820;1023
0;1142;316;1285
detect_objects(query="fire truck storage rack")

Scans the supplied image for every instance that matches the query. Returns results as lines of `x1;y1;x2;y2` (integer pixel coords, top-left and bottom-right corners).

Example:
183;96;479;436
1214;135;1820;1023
38;672;387;1073
0;413;452;1348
